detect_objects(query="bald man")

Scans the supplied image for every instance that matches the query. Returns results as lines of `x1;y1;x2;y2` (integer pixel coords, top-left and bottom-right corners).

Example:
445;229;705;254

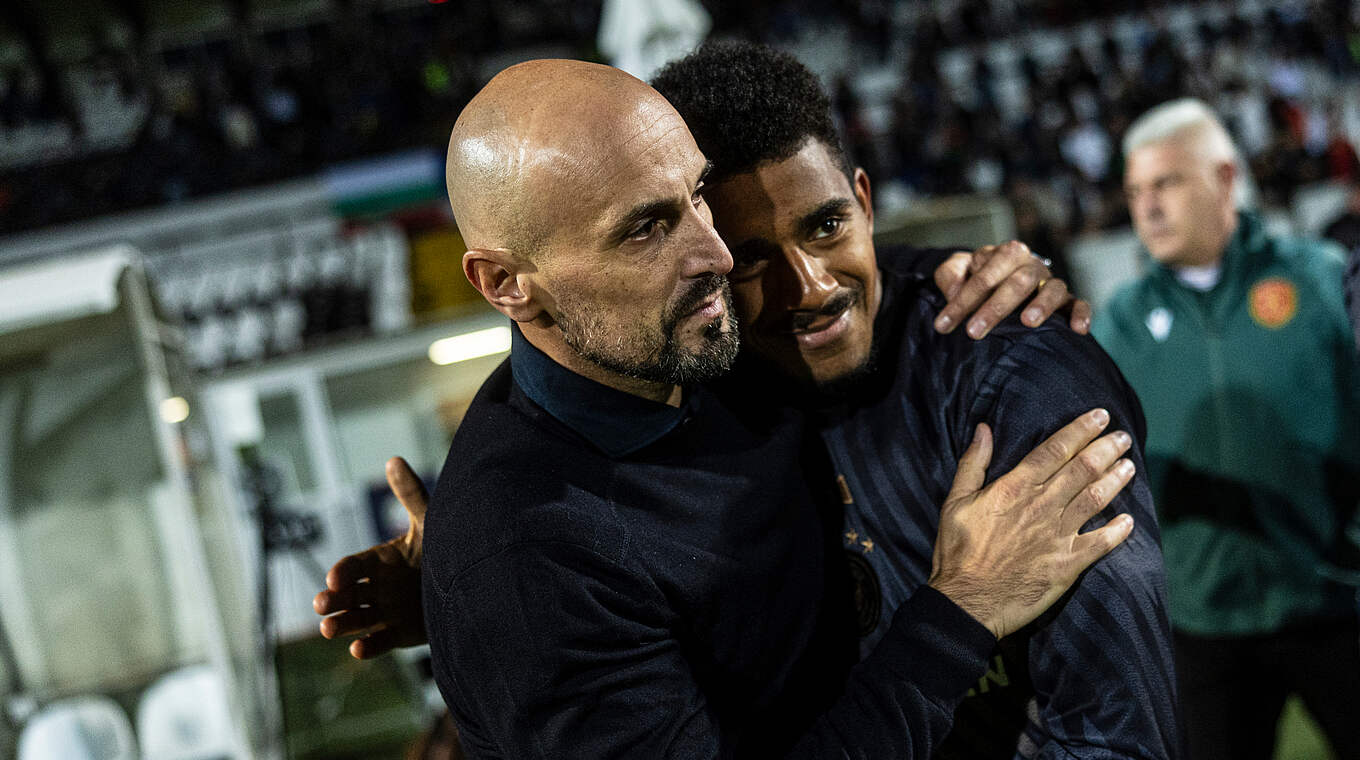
421;60;1134;757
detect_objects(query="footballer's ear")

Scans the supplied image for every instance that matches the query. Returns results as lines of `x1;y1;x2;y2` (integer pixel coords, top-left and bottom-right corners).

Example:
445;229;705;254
852;167;874;232
463;248;543;323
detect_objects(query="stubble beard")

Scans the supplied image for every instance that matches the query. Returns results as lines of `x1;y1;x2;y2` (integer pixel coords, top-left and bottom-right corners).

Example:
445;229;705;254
556;274;740;385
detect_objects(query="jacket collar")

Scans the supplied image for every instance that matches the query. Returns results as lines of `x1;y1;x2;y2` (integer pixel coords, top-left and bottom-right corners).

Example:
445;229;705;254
1151;210;1266;289
509;323;693;457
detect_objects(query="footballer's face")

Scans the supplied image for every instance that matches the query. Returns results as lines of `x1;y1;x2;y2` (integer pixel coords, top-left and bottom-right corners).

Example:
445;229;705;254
704;138;881;389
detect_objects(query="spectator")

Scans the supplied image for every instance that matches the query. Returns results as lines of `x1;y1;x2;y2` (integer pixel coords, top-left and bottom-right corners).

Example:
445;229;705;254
9;0;1360;249
1093;97;1360;760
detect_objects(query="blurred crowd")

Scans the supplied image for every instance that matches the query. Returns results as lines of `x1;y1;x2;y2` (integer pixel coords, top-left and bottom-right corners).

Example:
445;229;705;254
1;0;589;233
6;0;1360;264
828;1;1360;278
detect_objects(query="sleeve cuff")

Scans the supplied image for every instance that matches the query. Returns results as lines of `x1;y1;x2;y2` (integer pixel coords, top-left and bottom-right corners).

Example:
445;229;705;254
865;584;998;703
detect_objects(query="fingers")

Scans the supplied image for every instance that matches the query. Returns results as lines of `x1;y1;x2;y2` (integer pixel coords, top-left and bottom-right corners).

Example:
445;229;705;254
935;241;1052;338
933;243;1009;334
313;583;372;616
1012;408;1110;483
964;265;1044;338
386;456;430;525
1060;457;1136;535
946;423;993;501
1070;513;1135;570
325;551;378;592
1069;298;1092;335
968;242;997;274
1044;429;1133;508
314;588;341;616
961;241;1046;338
319;607;388;640
1020;277;1070;328
350;630;402;660
933;252;973;301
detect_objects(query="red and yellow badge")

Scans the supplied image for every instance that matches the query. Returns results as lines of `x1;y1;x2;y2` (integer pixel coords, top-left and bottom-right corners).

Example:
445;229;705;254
1248;277;1298;329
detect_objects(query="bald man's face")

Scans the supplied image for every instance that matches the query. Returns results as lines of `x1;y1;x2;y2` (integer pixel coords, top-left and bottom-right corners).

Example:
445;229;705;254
531;99;739;384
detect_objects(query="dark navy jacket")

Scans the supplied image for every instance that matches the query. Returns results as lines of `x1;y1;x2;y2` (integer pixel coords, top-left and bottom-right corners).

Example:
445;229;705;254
814;247;1180;758
423;326;997;758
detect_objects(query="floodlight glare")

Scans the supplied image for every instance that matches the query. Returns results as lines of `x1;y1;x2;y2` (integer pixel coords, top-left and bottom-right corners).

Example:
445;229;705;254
428;326;512;366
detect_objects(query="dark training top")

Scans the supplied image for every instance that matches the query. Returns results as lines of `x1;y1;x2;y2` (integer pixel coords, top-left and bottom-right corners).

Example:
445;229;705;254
815;246;1181;758
423;326;998;759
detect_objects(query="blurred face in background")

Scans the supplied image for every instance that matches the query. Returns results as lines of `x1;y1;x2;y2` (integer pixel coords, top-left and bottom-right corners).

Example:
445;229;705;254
1123;132;1238;268
705;138;882;390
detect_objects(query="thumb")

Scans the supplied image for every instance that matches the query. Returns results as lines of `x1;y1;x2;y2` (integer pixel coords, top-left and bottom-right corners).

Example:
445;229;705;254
386;456;429;526
947;423;993;501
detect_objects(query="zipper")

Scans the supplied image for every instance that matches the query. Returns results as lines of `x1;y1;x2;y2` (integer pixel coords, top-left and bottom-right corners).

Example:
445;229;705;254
1171;282;1230;469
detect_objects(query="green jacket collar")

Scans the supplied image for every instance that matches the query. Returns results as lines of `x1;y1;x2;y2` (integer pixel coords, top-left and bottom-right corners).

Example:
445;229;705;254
1147;211;1267;322
1149;211;1267;287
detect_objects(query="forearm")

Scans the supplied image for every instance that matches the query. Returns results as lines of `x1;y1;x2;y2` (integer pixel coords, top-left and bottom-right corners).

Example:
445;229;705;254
787;585;996;758
432;546;997;759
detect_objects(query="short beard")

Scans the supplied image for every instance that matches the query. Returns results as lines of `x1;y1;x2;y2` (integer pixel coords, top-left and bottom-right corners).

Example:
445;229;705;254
557;274;740;385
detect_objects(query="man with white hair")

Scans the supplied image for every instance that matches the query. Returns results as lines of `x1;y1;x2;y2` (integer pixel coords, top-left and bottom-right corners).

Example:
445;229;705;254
1094;97;1360;759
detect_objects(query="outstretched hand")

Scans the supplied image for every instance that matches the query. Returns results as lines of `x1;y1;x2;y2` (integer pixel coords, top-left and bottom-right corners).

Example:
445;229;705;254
932;240;1092;339
313;456;430;659
929;410;1136;639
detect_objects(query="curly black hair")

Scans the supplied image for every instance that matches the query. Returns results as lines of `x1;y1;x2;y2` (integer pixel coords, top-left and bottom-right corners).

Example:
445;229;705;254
651;40;852;183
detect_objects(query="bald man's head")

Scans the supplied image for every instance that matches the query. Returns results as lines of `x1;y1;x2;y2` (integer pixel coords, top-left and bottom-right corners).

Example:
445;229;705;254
447;60;686;260
448;59;736;394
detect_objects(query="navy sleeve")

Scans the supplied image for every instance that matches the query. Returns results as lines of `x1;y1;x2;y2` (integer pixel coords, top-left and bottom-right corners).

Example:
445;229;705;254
877;246;960;280
788;585;998;758
428;539;997;759
428;541;723;759
968;326;1182;759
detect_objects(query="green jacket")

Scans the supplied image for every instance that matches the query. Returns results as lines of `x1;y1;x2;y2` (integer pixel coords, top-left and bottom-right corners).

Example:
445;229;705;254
1093;212;1360;636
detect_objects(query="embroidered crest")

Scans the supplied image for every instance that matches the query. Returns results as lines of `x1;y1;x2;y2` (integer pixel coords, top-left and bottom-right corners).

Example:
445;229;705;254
844;551;882;637
1145;307;1173;342
1249;277;1298;329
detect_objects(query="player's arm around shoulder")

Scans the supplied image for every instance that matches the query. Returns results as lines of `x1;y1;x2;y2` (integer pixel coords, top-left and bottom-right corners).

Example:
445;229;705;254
967;326;1180;759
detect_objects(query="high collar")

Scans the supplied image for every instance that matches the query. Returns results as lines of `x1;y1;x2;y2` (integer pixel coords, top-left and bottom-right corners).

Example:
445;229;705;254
509;323;695;458
1220;209;1269;271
